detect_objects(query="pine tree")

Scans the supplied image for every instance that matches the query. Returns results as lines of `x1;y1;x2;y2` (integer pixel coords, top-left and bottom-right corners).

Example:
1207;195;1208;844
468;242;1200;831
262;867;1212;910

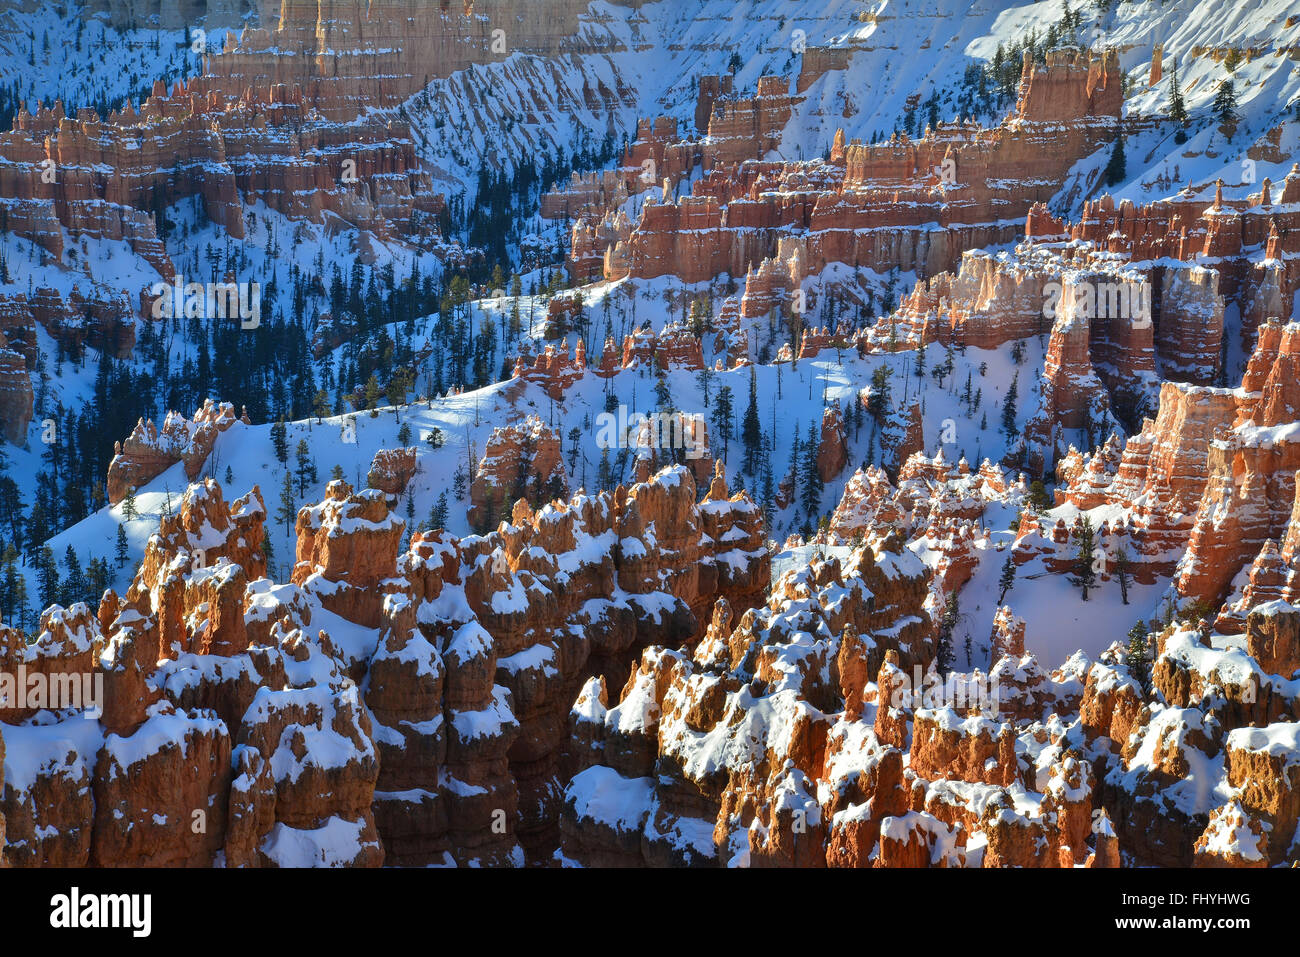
1125;621;1150;693
121;486;139;520
1028;480;1052;513
566;426;581;472
934;343;955;388
741;365;762;475
653;371;672;410
86;557;109;600
276;470;296;533
800;420;822;517
429;491;449;530
294;440;317;496
114;524;129;568
1168;61;1187;127
713;385;735;462
1001;372;1020;439
363;373;382;412
1103;132;1126;186
1071;515;1097;600
1214;79;1238;133
760;437;776;538
697;366;714;410
936;594;959;677
36;544;59;611
4;550;26;628
997;551;1017;603
868;365;892;420
597;447;613;490
61;545;84;607
1115;546;1131;605
1;547;19;624
788;430;802;516
271;418;289;465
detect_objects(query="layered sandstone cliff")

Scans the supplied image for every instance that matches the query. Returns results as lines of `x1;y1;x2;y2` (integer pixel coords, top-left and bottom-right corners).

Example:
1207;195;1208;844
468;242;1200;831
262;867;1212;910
561;48;1120;294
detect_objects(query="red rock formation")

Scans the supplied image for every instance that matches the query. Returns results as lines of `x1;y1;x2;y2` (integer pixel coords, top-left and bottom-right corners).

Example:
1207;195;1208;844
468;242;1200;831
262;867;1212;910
292;480;404;629
1193;800;1269;867
468;416;568;532
366;447;418;498
106;399;243;505
0;1;585;366
6;286;138;360
1058;436;1123;509
1019;306;1112;474
990;605;1026;660
0;348;33;444
512;341;587;400
909;708;1017;786
1221;723;1300;866
1094;382;1238;582
416;464;770;861
4;469;390;867
1061;171;1300;358
1244;603;1300;680
1174;324;1300;607
1216;541;1289;634
817;404;848;483
578;49;1120;289
828;465;904;544
877;250;1049;350
560;543;932;867
878;398;924;480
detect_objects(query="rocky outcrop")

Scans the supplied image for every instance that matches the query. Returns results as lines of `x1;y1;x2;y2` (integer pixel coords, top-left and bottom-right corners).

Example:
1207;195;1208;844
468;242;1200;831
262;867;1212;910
877;399;924;481
1089;381;1239;583
1172;326;1300;609
366;447;418;499
106;399;245;504
577;49;1120;290
1245;603;1300;679
292;480;405;629
560;542;933;868
0;348;32;445
1066;173;1300;357
1222;723;1300;866
1018;306;1114;474
816;404;848;483
467;416;568;532
0;0;620;269
1193;800;1270;867
876;249;1049;351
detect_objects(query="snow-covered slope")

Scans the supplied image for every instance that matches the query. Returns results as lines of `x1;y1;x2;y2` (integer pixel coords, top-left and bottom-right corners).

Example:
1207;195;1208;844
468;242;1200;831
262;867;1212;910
7;0;1300;649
